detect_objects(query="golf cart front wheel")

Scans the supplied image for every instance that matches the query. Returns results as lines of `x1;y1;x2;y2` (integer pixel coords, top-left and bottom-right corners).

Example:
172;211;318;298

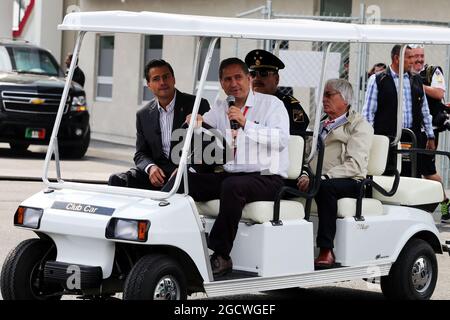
123;254;187;300
0;238;62;300
380;238;437;300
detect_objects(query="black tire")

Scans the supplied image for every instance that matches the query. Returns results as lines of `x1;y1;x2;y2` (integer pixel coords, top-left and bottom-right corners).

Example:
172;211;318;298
0;238;62;300
380;238;437;300
9;143;29;153
123;254;187;300
60;127;90;159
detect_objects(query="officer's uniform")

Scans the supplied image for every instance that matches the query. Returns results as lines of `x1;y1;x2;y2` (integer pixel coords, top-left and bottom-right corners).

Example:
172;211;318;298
245;49;310;135
417;64;447;176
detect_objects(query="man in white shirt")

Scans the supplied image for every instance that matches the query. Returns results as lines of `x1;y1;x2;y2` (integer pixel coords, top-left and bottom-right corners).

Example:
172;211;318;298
186;57;290;276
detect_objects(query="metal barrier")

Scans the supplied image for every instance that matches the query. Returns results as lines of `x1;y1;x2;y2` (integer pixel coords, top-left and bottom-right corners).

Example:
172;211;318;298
233;1;450;188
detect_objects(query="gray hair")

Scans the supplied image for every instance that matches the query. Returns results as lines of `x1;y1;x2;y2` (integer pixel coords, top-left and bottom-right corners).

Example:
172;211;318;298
325;78;353;107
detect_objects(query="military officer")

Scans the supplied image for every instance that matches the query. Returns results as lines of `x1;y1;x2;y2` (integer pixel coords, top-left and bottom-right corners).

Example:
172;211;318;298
245;49;310;134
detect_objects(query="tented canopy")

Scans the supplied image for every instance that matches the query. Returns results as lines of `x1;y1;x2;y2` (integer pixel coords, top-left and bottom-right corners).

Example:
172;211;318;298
59;11;450;45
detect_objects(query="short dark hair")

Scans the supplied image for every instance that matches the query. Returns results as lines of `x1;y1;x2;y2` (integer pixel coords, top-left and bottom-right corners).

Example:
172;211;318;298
67;53;78;65
391;44;412;60
144;59;174;82
374;62;387;69
219;57;248;80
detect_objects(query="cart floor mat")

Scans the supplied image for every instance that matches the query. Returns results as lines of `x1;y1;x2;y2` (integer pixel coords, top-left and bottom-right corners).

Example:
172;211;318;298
213;269;259;281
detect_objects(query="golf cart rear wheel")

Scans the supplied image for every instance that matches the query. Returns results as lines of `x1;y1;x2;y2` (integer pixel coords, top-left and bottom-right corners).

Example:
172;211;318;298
0;238;62;300
380;238;437;300
123;254;187;300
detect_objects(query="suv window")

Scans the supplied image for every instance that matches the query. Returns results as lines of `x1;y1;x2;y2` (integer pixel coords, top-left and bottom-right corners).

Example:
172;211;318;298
1;46;62;76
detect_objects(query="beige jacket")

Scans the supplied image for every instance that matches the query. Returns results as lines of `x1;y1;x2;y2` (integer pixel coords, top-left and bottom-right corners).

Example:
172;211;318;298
310;110;374;180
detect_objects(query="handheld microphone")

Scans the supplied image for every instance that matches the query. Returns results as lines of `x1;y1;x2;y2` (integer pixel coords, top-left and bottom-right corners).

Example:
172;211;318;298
226;95;239;130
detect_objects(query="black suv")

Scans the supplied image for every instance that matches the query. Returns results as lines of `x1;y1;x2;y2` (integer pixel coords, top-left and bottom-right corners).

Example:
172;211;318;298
0;41;90;158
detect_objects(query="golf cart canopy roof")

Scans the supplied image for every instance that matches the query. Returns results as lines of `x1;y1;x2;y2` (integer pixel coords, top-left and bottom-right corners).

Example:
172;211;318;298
59;10;450;45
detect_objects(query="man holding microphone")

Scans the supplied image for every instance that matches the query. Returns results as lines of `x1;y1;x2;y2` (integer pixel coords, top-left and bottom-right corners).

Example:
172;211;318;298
186;57;290;276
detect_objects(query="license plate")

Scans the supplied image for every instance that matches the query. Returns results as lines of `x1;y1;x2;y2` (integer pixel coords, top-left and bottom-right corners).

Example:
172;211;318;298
25;128;46;139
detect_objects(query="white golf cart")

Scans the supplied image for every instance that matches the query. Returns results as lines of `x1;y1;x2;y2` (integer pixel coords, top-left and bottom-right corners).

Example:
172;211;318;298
1;11;450;300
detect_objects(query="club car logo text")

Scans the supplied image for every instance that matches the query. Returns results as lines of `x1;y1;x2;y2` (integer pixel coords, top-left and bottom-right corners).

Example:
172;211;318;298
51;201;115;216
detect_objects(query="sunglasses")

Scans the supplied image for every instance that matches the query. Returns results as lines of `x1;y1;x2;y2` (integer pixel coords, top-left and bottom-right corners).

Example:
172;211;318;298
249;70;277;78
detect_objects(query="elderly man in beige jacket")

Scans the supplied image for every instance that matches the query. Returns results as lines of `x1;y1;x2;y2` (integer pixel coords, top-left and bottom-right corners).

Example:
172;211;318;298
298;79;374;268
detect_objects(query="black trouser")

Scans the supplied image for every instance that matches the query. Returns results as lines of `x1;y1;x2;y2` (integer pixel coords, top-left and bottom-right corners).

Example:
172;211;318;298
108;168;165;190
416;130;439;177
188;172;284;259
315;178;362;249
384;131;421;176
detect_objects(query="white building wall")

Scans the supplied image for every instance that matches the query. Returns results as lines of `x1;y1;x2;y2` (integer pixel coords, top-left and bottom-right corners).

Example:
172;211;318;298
19;0;63;62
0;0;14;39
356;0;450;21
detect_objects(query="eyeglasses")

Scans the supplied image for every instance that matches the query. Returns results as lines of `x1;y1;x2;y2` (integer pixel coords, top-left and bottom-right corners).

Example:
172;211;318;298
408;44;424;49
249;70;277;78
323;91;342;98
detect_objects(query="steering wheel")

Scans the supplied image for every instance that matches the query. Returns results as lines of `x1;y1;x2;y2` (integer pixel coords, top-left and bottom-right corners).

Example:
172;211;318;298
160;121;229;192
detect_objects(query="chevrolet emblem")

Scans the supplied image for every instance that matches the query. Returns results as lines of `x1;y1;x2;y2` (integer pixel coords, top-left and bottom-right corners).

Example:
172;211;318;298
30;98;45;105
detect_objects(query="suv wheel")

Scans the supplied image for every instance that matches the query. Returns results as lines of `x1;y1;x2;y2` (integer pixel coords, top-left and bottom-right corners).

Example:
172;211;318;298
60;127;90;159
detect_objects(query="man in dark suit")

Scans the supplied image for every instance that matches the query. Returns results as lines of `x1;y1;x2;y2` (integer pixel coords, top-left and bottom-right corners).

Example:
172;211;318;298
109;59;210;190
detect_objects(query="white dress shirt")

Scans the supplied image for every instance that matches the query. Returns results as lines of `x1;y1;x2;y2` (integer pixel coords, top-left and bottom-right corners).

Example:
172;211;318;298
145;92;176;174
202;90;290;178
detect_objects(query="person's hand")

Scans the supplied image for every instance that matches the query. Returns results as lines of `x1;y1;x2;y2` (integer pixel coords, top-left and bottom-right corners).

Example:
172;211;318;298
149;165;166;187
426;138;436;150
297;175;310;192
185;114;203;128
228;106;247;128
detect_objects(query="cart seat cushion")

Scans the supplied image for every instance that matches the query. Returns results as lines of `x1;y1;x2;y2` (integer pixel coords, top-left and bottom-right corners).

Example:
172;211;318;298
372;176;444;205
195;199;305;223
306;198;383;217
367;135;390;176
336;198;384;217
287;135;305;179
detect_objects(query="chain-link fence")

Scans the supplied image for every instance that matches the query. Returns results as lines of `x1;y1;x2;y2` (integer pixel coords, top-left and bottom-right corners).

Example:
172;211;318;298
227;4;450;187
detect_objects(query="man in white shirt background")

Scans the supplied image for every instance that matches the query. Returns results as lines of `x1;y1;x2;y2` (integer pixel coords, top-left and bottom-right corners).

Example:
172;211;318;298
186;57;290;276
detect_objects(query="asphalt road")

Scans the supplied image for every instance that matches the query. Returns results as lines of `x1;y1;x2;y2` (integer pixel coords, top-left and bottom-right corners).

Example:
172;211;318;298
1;141;450;300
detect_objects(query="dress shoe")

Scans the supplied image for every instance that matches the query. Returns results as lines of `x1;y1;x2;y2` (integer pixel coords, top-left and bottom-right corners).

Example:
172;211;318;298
314;248;335;269
210;254;233;277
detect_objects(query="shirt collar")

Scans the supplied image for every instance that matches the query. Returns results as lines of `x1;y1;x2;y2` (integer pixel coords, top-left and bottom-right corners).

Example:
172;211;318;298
242;89;255;109
389;65;409;79
324;112;347;125
157;91;176;113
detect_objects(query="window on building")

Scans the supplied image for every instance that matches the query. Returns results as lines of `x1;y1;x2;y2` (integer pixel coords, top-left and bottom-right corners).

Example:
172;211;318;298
197;39;221;81
96;35;114;100
320;0;352;15
142;35;163;102
194;39;221;105
320;0;352;80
